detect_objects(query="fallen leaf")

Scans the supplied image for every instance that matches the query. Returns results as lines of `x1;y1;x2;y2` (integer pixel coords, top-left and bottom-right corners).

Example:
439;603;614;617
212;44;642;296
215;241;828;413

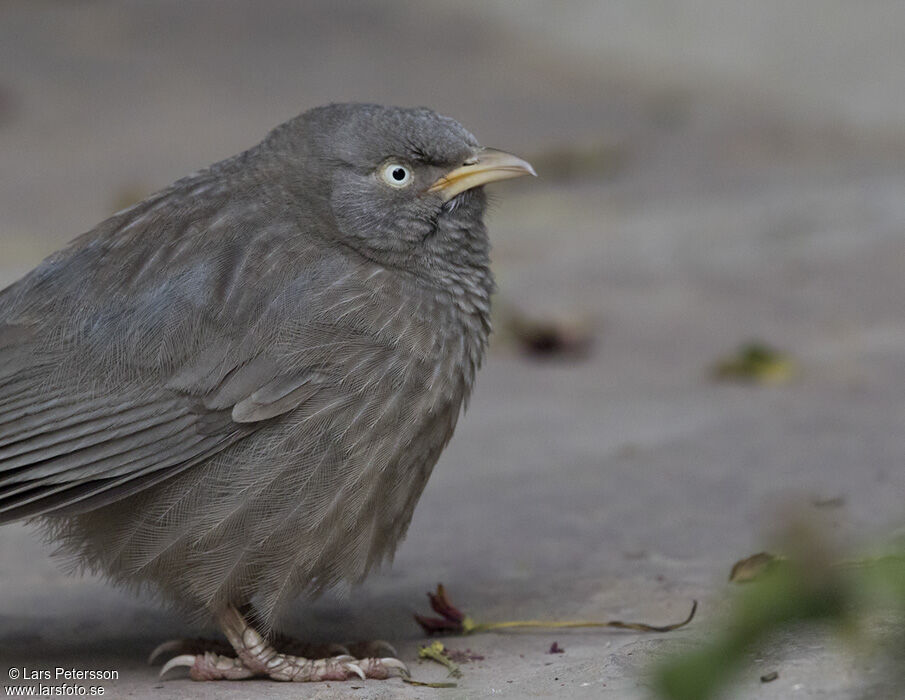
418;641;462;678
494;302;595;360
712;342;796;385
729;552;780;583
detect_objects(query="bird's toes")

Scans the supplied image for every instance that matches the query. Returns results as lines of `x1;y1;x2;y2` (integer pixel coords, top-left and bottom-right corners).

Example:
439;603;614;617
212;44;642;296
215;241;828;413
160;651;254;681
357;655;411;680
159;649;408;682
342;661;367;681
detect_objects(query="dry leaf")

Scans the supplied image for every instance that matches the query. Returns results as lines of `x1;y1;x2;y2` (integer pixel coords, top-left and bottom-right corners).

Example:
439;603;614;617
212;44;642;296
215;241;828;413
497;306;595;360
729;552;780;583
712;342;796;385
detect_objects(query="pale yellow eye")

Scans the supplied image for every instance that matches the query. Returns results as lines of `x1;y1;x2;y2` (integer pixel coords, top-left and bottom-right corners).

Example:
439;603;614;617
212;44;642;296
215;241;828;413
380;163;413;188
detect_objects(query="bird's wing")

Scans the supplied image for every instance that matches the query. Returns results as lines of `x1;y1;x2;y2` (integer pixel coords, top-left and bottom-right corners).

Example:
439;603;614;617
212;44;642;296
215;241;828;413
0;322;327;523
0;184;337;523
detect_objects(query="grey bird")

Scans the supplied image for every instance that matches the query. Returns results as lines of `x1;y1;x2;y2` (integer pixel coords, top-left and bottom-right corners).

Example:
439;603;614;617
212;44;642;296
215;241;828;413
0;103;534;682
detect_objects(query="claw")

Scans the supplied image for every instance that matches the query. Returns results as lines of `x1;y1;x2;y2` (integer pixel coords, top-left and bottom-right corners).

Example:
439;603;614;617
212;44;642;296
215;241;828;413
149;640;183;665
148;638;233;665
160;654;198;679
380;657;410;677
344;662;366;680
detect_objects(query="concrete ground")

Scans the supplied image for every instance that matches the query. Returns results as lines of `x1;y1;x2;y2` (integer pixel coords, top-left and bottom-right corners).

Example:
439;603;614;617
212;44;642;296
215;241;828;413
2;2;905;698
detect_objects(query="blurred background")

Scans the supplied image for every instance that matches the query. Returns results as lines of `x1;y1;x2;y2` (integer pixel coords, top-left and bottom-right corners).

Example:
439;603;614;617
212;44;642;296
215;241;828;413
2;2;905;698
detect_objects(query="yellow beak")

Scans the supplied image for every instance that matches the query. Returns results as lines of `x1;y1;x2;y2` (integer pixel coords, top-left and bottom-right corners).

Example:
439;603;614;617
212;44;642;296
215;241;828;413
428;148;536;201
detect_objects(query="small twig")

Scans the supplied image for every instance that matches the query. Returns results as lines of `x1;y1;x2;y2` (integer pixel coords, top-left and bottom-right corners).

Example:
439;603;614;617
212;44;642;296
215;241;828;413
414;584;697;636
403;678;458;688
469;600;698;634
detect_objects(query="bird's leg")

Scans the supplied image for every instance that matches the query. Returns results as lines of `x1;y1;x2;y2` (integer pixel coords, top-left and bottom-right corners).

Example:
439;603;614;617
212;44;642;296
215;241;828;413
158;605;408;682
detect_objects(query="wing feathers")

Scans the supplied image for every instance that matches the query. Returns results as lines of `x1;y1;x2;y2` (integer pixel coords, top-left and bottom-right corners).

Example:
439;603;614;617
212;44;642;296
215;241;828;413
232;374;323;423
0;431;236;522
0;316;327;521
0;417;201;505
0;404;192;482
0;399;183;466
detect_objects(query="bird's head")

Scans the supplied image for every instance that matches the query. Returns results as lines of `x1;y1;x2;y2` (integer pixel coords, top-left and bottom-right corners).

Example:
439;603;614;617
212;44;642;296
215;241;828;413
265;103;535;277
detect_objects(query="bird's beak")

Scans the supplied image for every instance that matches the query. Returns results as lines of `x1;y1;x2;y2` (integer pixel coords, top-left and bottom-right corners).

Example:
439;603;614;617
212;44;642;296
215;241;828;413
428;148;536;201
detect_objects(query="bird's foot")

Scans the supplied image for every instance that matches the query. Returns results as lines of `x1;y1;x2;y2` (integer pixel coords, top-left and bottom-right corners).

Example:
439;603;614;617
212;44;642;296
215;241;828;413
150;636;388;665
160;651;407;681
157;605;408;682
157;643;408;682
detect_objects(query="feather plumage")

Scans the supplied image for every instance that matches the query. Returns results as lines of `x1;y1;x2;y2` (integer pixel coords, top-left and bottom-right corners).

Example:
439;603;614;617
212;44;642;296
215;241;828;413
0;103;501;633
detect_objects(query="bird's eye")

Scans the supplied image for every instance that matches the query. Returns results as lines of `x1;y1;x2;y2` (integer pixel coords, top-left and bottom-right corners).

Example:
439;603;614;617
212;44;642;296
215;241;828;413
380;163;413;188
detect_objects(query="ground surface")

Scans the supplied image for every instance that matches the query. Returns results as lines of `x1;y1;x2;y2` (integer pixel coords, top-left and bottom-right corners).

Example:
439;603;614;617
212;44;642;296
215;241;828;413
2;2;904;698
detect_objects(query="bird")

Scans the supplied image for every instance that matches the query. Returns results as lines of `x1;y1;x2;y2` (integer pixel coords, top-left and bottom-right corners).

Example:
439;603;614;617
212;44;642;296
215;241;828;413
0;103;535;682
